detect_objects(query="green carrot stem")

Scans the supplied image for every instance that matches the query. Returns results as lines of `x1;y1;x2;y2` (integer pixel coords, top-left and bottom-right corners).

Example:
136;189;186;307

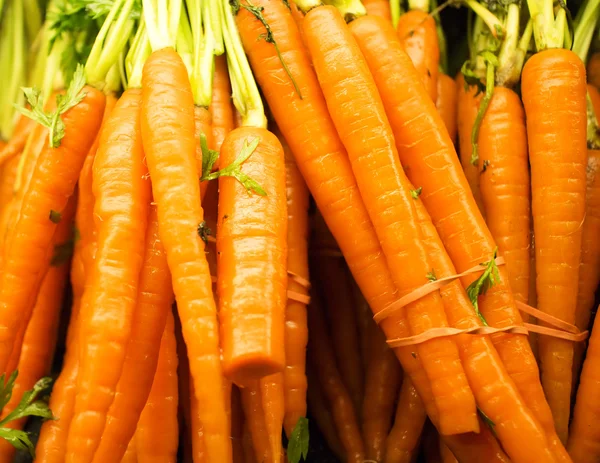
470;57;496;166
390;0;401;27
408;0;429;12
125;18;151;89
323;0;366;20
573;0;600;62
527;0;567;50
464;0;505;38
294;0;323;13
496;3;520;86
221;0;266;129
143;0;182;51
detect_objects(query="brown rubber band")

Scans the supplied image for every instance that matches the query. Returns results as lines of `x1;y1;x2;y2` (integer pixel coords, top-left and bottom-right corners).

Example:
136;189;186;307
373;256;588;345
288;271;311;290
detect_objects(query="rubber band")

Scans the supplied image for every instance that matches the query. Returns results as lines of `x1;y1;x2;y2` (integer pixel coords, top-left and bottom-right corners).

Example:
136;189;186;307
371;256;588;346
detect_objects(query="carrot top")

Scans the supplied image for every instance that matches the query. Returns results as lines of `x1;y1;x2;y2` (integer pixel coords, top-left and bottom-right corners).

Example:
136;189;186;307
322;0;366;20
527;0;568;50
143;0;182;51
573;0;600;63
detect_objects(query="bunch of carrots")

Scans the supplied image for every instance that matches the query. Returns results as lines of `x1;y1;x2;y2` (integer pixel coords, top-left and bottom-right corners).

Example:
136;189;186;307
2;0;600;461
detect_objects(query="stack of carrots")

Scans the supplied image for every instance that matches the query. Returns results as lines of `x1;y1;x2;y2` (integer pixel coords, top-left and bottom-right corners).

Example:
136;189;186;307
1;0;600;461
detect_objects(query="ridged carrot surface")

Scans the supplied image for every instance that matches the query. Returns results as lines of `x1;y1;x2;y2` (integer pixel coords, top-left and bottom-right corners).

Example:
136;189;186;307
522;49;588;443
437;73;458;145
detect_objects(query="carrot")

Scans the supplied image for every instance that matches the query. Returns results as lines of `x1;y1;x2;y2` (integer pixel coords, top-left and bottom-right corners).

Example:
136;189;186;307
522;48;588;443
242;421;257;463
122;439;137;463
456;74;486;217
35;94;115;463
349;12;566;458
385;378;427;463
436;73;458;145
397;10;439;102
306;364;345;461
279;128;310;437
236;2;496;455
314;257;363;416
135;312;179;463
189;371;207;462
140;45;230;461
210;55;235;153
260;373;285;463
0;115;36;167
303;3;477;435
307;294;365;463
0;77;104;373
363;0;392;20
66;88;151;463
0;196;75;461
90;205;173;463
217;127;287;384
588;51;600;89
240;382;272;463
361;326;402;462
0;155;20;252
573;150;600;380
478;86;531;306
569;303;600;461
440;439;458;463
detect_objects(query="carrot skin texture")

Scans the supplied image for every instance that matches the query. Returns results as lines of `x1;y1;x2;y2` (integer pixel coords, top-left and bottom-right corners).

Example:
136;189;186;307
306;5;477;436
478;87;531;306
241;382;272;463
141;48;230;463
436;74;458;145
0;115;36;166
456;74;486;218
90;206;173;463
385;378;426;463
0;87;104;373
236;4;495;458
522;49;588;443
569;304;600;461
281;133;310;436
217;127;287;384
66;88;151;463
349;14;567;460
210;55;235;153
397;10;439;102
135;313;179;463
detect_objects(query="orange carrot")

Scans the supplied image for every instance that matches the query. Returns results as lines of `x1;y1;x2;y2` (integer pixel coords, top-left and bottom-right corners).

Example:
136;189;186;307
279;128;310;436
135;313;179;463
304;4;477;435
457;74;486;217
307;294;365;463
397;10;439;102
217;127;287;384
569;303;600;461
385;378;426;463
440;439;458;463
0;84;104;373
349;13;565;458
260;373;284;462
122;439;137;463
478;86;531;306
363;0;392;20
436;73;458;145
90;205;173;463
141;48;230;462
522;48;588;443
241;381;272;463
210;55;235;153
361;326;402;462
0;114;36;166
587;51;600;89
314;257;363;416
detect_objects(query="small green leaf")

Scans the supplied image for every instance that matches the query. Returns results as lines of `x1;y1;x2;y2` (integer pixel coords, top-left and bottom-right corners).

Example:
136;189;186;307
204;137;266;196
478;407;497;438
51;241;75;267
0;428;35;458
426;270;437;282
199;133;219;180
287;417;309;463
0;371;18;412
410;187;422;199
49;210;62;224
17;64;87;148
465;249;500;326
460;61;485;96
197;221;212;243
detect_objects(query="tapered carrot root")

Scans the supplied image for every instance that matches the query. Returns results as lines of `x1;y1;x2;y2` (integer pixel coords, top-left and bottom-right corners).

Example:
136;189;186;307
211;55;235;153
363;0;392;20
241;381;272;463
397;10;439;102
478;87;531;306
587;52;600;89
437;74;458;145
385;378;426;463
217;127;287;384
457;74;486;218
141;48;230;463
522;48;588;443
361;325;401;462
